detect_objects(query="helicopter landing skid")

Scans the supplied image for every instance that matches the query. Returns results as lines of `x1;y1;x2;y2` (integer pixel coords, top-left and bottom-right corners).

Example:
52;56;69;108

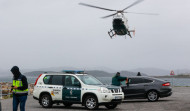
108;29;116;39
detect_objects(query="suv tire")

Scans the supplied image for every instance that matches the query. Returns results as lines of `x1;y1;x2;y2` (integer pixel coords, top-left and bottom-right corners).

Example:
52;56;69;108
84;95;99;110
63;103;73;107
40;94;53;108
147;90;159;102
105;104;118;109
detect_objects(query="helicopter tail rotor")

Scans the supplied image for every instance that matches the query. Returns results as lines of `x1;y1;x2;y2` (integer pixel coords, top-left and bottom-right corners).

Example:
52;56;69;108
133;29;136;37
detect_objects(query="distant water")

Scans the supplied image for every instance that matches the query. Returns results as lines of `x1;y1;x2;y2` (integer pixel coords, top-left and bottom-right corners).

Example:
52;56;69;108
0;76;190;86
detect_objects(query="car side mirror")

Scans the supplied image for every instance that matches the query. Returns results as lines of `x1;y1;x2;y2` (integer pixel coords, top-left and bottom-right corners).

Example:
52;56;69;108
126;78;131;86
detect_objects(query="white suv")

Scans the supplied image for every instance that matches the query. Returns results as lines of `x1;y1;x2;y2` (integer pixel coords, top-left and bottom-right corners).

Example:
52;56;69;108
33;71;124;110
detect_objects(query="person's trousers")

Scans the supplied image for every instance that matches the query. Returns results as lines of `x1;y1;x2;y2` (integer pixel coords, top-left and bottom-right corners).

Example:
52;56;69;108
13;95;27;111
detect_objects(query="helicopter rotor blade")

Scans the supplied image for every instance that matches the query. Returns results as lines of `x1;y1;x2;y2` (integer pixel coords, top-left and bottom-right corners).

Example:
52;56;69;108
124;11;159;15
123;12;159;15
122;0;144;11
79;3;117;11
101;13;118;19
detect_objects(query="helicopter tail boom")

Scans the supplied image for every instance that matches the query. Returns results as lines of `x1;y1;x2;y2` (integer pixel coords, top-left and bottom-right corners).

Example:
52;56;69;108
129;29;135;37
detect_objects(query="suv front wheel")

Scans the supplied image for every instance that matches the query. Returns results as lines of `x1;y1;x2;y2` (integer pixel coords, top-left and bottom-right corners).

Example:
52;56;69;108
84;96;99;110
40;94;53;108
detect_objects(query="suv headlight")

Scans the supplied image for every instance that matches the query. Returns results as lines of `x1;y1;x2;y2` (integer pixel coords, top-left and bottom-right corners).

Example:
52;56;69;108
100;87;110;93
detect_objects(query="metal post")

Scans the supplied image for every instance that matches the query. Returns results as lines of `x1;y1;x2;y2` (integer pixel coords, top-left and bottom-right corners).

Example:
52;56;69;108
172;76;174;87
0;84;2;111
0;84;2;99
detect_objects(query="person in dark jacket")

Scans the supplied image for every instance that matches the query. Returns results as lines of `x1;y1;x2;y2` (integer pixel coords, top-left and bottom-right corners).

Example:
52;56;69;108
11;66;28;111
112;72;127;86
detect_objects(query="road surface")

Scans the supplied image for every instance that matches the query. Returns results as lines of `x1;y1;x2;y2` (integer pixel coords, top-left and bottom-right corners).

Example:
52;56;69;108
1;87;190;111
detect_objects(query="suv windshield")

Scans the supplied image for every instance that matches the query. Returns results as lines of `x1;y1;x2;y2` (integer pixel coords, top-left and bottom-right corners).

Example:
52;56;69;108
77;75;103;85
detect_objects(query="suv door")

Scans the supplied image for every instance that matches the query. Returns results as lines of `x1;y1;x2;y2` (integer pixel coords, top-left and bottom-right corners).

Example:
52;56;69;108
48;75;64;100
62;75;81;102
122;78;146;98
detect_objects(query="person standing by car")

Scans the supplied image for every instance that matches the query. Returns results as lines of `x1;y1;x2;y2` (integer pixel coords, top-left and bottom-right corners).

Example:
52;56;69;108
11;66;28;111
112;72;127;86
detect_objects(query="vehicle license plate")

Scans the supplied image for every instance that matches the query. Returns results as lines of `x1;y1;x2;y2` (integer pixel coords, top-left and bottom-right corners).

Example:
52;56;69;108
115;96;122;99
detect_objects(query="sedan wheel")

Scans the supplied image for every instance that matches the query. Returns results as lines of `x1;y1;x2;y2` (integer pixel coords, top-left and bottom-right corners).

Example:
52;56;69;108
147;91;159;102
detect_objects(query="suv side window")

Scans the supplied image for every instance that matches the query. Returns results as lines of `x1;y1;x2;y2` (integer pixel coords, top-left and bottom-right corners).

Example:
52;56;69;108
130;78;144;84
64;75;80;87
43;75;51;84
51;75;63;85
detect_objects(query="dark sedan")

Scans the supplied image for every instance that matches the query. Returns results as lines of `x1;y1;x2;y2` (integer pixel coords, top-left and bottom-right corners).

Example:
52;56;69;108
121;76;172;102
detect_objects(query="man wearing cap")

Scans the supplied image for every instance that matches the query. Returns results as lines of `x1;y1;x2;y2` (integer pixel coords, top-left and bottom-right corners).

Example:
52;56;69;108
11;66;28;111
112;72;127;86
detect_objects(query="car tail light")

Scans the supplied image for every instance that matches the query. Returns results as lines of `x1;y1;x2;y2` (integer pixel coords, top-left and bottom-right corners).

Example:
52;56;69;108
34;74;42;86
162;82;170;86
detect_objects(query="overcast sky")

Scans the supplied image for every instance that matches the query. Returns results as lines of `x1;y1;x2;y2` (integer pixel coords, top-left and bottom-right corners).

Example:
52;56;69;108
0;0;190;72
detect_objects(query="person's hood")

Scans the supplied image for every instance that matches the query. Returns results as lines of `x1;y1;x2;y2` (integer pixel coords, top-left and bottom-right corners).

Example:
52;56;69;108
11;66;21;79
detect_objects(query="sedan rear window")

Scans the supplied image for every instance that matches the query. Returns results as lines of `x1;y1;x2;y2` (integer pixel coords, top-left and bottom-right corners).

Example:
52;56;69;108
130;78;144;84
143;79;153;83
128;78;153;84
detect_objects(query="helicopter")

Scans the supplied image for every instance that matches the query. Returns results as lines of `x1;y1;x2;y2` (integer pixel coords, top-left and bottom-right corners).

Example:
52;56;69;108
79;0;158;39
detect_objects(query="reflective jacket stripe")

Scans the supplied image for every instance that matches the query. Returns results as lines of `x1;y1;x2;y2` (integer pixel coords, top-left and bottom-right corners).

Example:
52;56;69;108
12;76;28;94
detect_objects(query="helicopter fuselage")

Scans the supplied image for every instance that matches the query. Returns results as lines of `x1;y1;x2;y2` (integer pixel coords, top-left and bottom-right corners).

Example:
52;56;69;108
108;13;134;38
112;14;129;36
